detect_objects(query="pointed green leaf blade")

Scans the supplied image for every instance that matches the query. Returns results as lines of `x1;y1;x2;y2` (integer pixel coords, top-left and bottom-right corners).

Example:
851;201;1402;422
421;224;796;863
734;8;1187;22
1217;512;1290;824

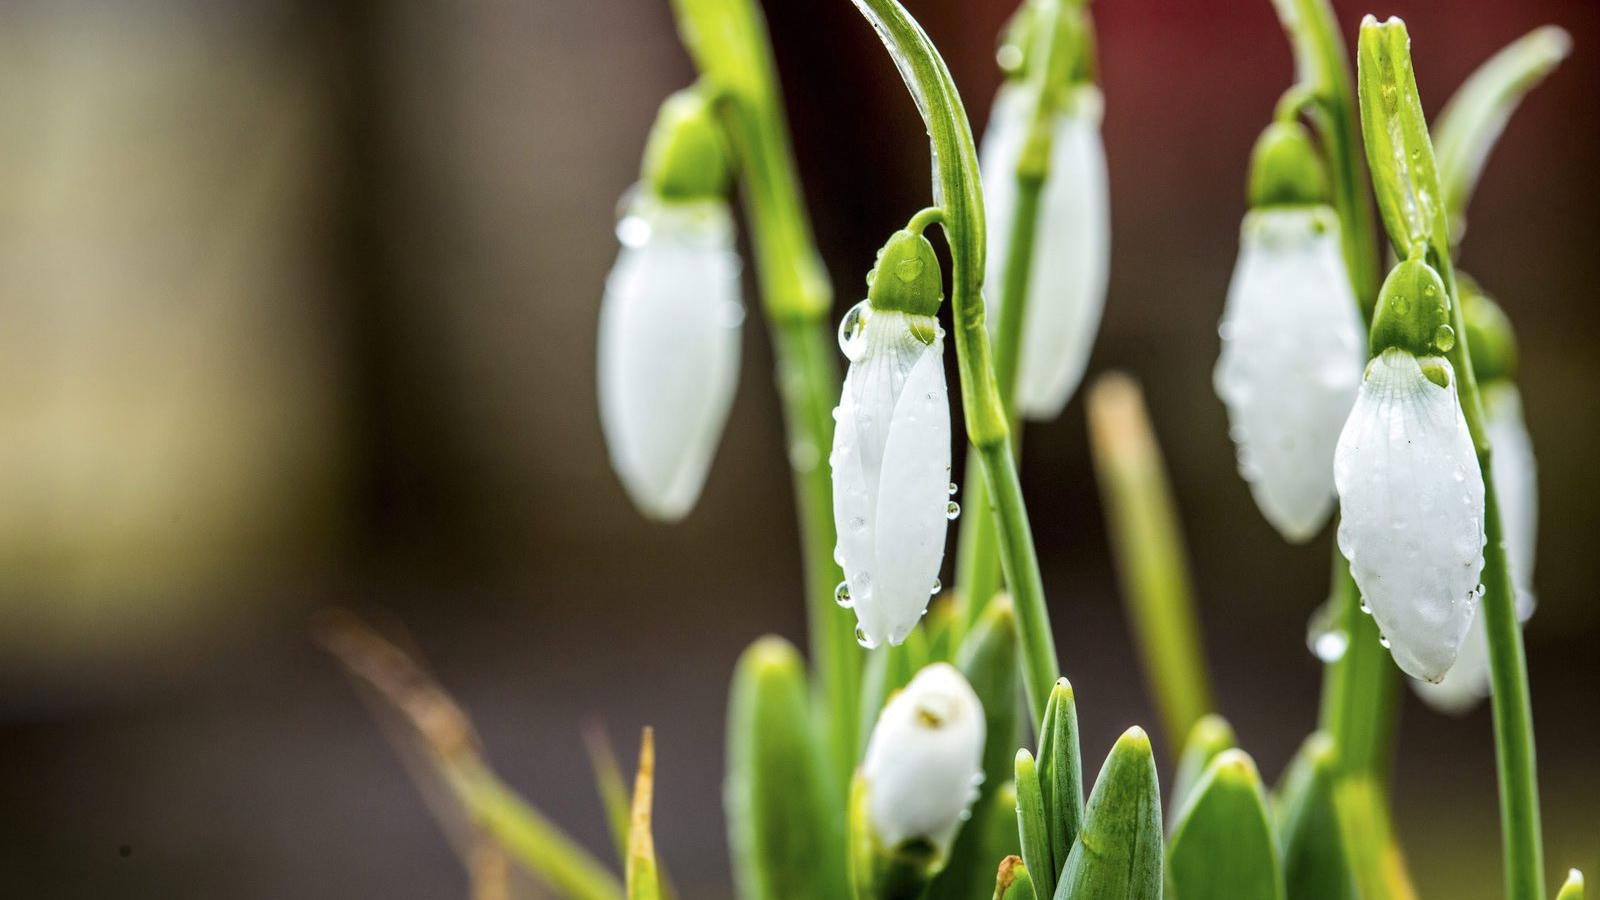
1055;727;1163;900
1168;749;1284;900
1037;678;1084;872
725;637;850;900
1274;734;1355;900
1169;714;1235;829
1016;750;1056;900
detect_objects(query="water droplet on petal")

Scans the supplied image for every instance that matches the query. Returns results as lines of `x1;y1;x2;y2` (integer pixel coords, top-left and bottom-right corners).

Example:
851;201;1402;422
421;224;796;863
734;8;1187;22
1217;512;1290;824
616;214;651;248
855;626;878;649
1305;600;1349;662
1378;634;1392;650
837;300;870;359
946;501;961;520
720;300;746;329
929;578;941;596
835;581;853;608
948;482;958;496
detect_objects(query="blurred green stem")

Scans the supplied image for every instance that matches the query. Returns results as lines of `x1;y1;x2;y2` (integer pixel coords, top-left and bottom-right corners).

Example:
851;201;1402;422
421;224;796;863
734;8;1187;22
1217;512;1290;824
849;0;1058;725
1085;374;1215;752
670;0;859;786
1357;18;1543;899
1270;0;1398;789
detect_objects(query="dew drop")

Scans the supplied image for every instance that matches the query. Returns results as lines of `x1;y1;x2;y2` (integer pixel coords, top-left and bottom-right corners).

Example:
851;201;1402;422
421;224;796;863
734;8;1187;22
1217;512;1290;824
833;546;846;566
929;578;942;596
835;581;853;608
719;300;746;329
1359;598;1372;615
1378;634;1392;650
958;808;972;822
616;215;651;248
855;626;878;649
947;482;958;496
837;300;870;359
1305;600;1349;663
895;256;924;283
1433;323;1456;352
946;501;961;520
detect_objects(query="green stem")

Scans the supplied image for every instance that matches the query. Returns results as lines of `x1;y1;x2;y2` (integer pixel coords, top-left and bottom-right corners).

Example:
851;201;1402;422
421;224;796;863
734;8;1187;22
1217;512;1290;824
849;0;1059;725
1357;18;1543;899
670;0;859;786
1270;0;1398;788
1085;374;1215;752
1315;557;1398;782
953;181;1041;640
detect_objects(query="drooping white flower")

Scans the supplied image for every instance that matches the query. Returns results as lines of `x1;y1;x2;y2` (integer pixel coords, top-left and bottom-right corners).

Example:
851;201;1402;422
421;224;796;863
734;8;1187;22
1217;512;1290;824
1334;347;1486;682
1413;380;1537;711
831;300;951;648
860;663;986;852
980;82;1110;420
1214;207;1366;542
598;197;743;521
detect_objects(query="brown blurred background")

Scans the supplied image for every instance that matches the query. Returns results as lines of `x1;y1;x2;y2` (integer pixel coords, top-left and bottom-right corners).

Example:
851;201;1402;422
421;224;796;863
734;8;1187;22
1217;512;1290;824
1;0;1595;896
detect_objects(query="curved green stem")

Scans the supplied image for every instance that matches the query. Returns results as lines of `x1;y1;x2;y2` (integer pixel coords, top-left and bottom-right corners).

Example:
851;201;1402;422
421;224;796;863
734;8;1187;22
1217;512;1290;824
1433;25;1570;245
670;0;859;786
1315;558;1398;782
1270;0;1383;314
1357;18;1543;900
850;0;1058;725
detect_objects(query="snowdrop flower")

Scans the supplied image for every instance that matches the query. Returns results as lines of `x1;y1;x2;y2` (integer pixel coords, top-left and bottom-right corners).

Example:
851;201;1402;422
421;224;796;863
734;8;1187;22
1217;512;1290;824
1414;284;1537;711
598;90;742;521
1334;259;1486;683
980;81;1110;420
859;663;986;853
1215;122;1366;542
830;226;952;649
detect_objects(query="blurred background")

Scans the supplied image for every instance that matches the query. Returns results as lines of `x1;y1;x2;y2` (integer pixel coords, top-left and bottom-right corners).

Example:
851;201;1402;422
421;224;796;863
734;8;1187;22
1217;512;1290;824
1;0;1595;896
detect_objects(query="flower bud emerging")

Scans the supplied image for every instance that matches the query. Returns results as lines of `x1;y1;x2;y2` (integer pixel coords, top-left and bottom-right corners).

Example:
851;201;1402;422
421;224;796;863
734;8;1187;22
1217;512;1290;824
860;663;986;853
1414;379;1537;711
832;231;952;648
598;195;742;521
1246;121;1329;208
1334;347;1485;682
980;83;1110;420
641;90;729;202
1214;206;1365;541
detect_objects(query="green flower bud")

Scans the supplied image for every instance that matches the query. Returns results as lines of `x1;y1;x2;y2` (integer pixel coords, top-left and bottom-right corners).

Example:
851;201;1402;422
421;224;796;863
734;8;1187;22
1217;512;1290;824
867;228;944;322
1369;258;1453;376
1458;273;1519;383
991;856;1034;900
1248;121;1330;209
642;89;730;202
1557;868;1585;900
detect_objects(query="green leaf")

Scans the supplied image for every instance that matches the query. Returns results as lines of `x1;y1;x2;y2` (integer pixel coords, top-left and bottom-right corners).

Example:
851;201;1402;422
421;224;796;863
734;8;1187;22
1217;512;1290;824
725;637;850;900
1055;727;1163;900
1274;734;1355;900
1168;750;1284;900
1169;714;1235;824
1433;26;1570;241
1016;750;1056;900
994;856;1036;900
1330;776;1418;900
927;599;1025;900
583;727;633;867
1556;869;1585;900
1036;679;1084;873
625;729;661;900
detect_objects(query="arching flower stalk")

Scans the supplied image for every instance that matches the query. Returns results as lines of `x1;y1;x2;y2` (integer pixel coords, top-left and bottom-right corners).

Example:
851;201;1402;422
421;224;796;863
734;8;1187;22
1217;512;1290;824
831;219;953;649
851;663;986;897
980;1;1109;421
1415;281;1537;711
1215;121;1366;543
1333;258;1485;683
598;89;742;521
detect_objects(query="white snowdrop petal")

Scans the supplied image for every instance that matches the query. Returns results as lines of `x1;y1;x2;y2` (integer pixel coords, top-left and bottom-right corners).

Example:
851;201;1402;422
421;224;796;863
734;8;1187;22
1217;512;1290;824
830;309;951;647
980;85;1110;421
862;663;986;851
1215;207;1366;542
1413;381;1537;712
870;345;953;646
1334;349;1486;682
598;202;742;520
1485;382;1538;602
